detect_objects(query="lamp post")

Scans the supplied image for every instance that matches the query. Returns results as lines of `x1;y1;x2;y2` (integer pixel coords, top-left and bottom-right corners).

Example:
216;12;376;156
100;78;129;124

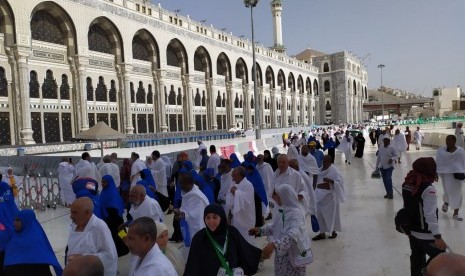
244;0;261;139
377;64;385;121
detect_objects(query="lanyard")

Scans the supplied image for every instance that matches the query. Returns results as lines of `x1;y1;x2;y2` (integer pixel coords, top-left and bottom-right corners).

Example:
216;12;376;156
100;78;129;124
206;229;232;276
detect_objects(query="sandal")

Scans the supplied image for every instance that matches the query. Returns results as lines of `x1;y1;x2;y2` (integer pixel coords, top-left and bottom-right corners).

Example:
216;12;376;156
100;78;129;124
312;233;326;241
328;232;338;239
442;203;448;213
453;214;463;221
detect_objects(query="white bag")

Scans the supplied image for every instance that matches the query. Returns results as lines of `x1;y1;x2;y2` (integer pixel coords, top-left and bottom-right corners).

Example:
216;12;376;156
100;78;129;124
289;244;314;267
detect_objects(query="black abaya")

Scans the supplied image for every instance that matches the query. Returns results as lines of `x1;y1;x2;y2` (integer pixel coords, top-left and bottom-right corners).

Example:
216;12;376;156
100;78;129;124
104;208;129;257
354;137;366;158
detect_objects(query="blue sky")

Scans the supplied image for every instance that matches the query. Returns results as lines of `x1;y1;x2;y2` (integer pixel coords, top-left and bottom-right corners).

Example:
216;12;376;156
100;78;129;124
155;0;464;96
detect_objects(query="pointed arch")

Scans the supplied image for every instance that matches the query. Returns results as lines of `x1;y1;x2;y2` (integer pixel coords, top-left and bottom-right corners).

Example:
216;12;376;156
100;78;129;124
88;16;124;62
277;69;286;91
235;58;248;84
194;46;212;78
31;1;77;55
216;52;232;82
252;62;263;87
306;77;312;95
265;66;275;88
166;38;189;74
132;29;160;68
0;0;15;47
353;79;357;95
288;72;295;92
297;75;304;94
313;79;319;96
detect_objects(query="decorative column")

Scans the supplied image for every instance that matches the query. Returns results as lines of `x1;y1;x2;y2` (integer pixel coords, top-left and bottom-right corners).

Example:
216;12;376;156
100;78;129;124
281;91;287;127
6;49;21;144
259;87;266;128
300;95;305;126
227;82;235;128
307;96;313;125
121;64;134;134
208;78;218;130
156;70;168;132
13;46;34;144
75;55;90;132
183;75;195;131
270;86;277;128
244;85;252;130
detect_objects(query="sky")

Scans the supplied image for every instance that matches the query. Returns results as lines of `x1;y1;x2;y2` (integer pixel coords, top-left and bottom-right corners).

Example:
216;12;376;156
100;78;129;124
155;0;465;96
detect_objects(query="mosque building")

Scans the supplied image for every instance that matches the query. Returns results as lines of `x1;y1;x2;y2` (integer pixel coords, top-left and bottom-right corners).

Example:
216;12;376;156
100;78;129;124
0;0;367;145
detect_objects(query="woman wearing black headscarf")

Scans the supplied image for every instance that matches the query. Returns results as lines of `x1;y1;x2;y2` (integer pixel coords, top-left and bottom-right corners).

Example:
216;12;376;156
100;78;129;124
263;150;277;171
185;204;261;276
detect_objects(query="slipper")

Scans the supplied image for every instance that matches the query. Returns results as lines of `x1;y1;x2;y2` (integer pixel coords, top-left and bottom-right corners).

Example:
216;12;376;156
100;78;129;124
442;203;448;213
453;215;463;221
312;234;326;241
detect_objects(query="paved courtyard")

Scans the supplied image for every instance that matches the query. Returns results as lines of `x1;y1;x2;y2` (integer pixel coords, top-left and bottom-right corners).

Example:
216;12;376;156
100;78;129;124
36;142;465;275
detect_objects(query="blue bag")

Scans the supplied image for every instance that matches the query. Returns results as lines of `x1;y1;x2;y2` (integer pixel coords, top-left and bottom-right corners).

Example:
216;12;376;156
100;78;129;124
180;218;191;247
311;215;320;232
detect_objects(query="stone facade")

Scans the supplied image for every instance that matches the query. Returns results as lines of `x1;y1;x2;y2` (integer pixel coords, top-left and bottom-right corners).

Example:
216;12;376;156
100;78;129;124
0;0;365;146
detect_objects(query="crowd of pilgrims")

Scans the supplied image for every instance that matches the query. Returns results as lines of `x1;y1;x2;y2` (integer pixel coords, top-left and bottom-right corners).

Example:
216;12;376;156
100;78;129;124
0;122;451;276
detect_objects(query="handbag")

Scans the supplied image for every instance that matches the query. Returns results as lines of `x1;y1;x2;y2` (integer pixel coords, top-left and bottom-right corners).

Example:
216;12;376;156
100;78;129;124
394;208;411;235
453;173;465;180
371;169;381;179
289;243;313;267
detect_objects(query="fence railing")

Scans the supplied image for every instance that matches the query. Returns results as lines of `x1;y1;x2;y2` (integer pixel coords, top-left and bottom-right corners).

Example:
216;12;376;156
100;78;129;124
15;173;62;210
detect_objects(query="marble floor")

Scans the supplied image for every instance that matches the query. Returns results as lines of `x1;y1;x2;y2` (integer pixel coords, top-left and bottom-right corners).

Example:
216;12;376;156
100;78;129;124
36;142;465;276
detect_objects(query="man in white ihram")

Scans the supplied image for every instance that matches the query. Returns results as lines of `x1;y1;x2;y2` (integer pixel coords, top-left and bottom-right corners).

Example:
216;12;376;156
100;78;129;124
226;166;256;244
67;197;117;276
129;185;164;223
150;150;168;198
130;152;146;187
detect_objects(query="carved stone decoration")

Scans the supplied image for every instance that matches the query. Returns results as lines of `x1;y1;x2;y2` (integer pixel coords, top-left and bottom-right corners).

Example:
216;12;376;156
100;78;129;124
0;112;11;145
31;10;64;45
136;81;146;103
42;70;58;99
95;76;108;102
88;24;112;54
29;71;40;98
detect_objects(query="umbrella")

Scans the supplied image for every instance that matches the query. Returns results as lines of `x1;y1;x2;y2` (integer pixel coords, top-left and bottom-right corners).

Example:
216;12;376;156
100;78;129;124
74;121;126;157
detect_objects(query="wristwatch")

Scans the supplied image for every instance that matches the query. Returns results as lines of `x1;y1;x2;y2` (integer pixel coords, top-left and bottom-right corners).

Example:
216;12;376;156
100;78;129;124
434;234;442;239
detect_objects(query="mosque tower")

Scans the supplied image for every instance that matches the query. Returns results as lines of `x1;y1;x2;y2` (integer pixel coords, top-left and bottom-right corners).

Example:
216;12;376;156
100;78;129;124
271;0;286;53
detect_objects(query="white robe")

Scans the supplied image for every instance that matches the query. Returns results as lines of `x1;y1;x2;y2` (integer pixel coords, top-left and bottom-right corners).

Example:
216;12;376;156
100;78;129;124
455;128;464;148
273;167;307;197
129;195;164;223
98;163;120;188
315;165;345;233
219;170;234;203
58;162;76;205
391;133;408;157
436;146;465;209
299;170;317;216
67;215;118;276
150;158;168;197
257;162;275;200
206;152;221;176
131;159;146;187
414;130;424;148
195;143;207;169
377;133;390;147
287;144;299;160
226;178;256;244
298;154;319;176
75;160;101;181
338;135;353;163
129;243;177;276
180;186;209;243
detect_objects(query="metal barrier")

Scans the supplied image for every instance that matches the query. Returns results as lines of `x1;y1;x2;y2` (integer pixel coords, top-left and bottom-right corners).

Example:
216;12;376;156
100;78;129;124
16;173;62;210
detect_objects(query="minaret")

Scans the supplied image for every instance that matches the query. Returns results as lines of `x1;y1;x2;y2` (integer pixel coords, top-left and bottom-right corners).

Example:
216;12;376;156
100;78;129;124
271;0;286;53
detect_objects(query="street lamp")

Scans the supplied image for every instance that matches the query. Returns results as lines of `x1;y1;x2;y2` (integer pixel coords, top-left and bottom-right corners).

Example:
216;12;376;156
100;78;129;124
377;64;385;121
244;0;261;139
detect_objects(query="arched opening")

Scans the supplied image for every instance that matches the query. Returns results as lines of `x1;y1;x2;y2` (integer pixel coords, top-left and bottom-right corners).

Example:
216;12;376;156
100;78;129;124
216;52;232;82
132;29;160;68
265;66;275;88
0;0;15;47
252;62;262;87
288;72;295;92
353;79;357;95
42;70;58;99
166;38;188;74
194;46;212;78
95;76;107;102
88;16;124;62
297;75;304;94
306;77;312;95
324;80;330;92
323;62;329;72
313;80;318;96
277;70;286;91
235;58;248;84
326;100;331;110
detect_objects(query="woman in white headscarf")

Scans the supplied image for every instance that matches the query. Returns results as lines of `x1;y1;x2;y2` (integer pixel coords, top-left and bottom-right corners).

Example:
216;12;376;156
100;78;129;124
250;184;312;276
155;221;185;276
2;167;21;208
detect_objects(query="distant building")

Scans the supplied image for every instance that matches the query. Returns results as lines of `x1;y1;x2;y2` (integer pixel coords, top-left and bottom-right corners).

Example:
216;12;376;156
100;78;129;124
295;49;368;124
433;87;461;116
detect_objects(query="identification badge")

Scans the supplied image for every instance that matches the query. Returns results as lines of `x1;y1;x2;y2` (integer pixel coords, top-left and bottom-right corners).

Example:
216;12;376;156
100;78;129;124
118;229;127;239
217;268;226;276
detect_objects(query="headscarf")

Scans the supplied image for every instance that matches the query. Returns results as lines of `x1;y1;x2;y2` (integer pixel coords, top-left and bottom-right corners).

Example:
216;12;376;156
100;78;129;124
76;189;102;218
229;153;241;168
244;151;256;163
179;152;189;161
140;168;157;189
324;138;337;149
4;210;63;276
404;157;438;195
136;180;157;200
271;147;279;156
180;161;214;204
244;163;268;206
99;175;124;219
203;204;228;245
275;184;309;252
155;221;168;238
72;177;98;196
0;182;19;252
